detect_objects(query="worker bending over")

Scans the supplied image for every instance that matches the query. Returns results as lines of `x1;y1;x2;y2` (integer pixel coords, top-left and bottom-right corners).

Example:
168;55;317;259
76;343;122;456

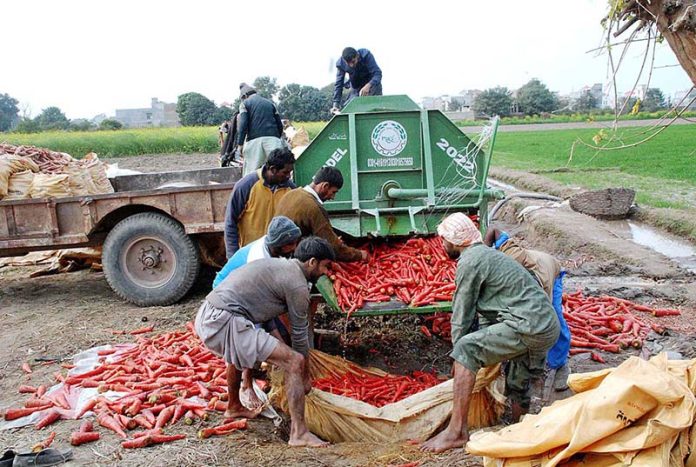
275;167;367;262
421;213;559;453
195;237;335;447
484;226;571;392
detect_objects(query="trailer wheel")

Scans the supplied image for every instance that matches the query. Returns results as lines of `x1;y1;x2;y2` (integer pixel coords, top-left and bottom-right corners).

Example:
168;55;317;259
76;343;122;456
103;212;200;306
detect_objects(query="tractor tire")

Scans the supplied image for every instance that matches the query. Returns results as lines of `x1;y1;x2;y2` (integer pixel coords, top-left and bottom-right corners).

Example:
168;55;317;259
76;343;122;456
102;212;200;307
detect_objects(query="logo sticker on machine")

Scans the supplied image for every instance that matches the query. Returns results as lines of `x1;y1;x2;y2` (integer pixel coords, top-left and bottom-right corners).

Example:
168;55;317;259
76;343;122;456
368;120;413;168
371;121;407;157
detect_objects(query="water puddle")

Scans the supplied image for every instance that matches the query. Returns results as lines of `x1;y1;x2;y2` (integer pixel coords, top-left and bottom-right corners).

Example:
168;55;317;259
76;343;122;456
609;221;696;273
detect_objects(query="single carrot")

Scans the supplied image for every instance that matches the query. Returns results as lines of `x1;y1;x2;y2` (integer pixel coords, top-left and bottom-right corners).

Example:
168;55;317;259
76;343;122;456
97;413;128;439
198;419;248;438
75;398;100;419
22;362;33;374
18;385;37;394
32;431;56;452
4;404;53;421
130;326;154;335
35;410;61;430
70;431;100;446
154;405;174;429
79;420;94;433
25;398;54;408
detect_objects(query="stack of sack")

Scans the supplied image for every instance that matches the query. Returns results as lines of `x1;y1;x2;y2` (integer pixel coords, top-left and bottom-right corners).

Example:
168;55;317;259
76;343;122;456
0;143;113;201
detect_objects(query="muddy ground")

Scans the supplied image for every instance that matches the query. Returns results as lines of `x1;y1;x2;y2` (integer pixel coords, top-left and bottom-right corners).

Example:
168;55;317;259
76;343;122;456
1;153;695;466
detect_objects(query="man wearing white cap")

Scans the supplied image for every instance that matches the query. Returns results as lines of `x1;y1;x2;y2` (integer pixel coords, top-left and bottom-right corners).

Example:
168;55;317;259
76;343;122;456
420;213;560;453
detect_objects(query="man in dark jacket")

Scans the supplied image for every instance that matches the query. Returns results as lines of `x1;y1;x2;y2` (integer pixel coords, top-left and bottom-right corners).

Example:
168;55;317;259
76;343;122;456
331;47;383;113
237;83;285;176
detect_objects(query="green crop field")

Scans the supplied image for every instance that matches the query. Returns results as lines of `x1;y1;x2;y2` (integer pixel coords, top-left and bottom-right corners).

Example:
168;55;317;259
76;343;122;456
0;123;329;158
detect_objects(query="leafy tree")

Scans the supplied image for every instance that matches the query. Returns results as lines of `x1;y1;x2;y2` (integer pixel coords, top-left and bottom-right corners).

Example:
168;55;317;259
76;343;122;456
472;87;513;117
574;90;599;112
176;92;218;126
278;84;331;121
0;93;20;132
99;118;123;130
68;120;94;132
516;79;558;115
252;76;279;100
215;106;235;124
15;118;40;134
642;88;666;112
36;106;70;131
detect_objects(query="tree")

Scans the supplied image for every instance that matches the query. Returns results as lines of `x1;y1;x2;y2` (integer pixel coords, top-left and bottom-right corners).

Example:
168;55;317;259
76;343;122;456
99;118;123;130
0;93;20;132
607;0;696;86
516;79;558;115
15;118;40;134
574;90;599;112
642;88;666;112
68;119;94;132
252;76;279;100
176;92;218;126
472;87;513;117
215;106;235;124
36;106;69;131
278;84;331;121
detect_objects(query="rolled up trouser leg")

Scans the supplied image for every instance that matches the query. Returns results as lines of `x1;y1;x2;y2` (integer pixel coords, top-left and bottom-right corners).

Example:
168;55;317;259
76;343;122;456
506;323;561;408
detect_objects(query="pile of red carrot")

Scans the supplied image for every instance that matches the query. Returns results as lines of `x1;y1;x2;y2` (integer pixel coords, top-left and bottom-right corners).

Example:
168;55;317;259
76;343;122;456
313;368;442;407
330;236;458;314
421;313;452;340
4;323;248;448
564;291;680;361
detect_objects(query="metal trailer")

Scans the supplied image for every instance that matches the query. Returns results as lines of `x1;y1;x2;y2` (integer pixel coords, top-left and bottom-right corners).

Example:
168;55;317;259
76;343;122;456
292;95;504;316
0;167;241;306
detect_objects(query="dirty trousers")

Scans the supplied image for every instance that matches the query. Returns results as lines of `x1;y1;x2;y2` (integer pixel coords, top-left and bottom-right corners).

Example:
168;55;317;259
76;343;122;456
451;320;559;407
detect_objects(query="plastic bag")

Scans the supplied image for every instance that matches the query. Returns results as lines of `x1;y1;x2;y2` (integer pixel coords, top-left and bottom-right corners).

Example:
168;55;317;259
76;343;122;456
469;355;696;467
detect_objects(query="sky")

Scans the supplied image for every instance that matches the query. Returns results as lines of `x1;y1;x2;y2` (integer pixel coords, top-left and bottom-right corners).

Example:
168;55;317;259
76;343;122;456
3;0;693;120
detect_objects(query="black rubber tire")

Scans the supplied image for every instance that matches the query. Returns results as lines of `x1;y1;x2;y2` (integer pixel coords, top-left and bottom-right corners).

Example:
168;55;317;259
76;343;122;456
102;212;200;307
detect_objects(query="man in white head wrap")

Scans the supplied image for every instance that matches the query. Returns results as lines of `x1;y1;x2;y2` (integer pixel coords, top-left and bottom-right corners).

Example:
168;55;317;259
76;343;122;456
421;213;560;453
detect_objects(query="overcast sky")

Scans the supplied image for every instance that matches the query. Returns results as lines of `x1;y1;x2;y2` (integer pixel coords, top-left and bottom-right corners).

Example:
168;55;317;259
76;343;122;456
4;0;692;120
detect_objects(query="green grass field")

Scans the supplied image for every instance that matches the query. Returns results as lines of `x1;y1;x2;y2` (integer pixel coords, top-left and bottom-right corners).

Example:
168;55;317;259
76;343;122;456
488;125;696;183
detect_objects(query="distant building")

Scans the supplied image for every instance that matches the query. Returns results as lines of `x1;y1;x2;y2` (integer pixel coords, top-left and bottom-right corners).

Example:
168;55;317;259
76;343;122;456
674;88;696;109
115;98;180;128
421;90;481;120
563;83;605;109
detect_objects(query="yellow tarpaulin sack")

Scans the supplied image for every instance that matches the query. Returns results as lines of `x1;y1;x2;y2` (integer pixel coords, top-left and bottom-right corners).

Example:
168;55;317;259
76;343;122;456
467;354;696;467
270;350;504;443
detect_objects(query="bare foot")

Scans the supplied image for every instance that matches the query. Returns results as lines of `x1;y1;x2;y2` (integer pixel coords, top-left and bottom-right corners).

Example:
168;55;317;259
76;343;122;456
288;430;330;448
420;428;469;453
241;386;264;410
224;403;263;420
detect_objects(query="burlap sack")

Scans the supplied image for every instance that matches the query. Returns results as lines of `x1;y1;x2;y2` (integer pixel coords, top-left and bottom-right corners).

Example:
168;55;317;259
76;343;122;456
82;153;114;194
29;173;72;199
63;162;98;196
270;350;504;444
290;127;310;148
5;170;35;200
0;155;40;198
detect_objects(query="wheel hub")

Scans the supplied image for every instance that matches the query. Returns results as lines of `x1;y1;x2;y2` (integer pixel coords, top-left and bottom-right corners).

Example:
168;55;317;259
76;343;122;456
121;237;177;288
139;246;164;271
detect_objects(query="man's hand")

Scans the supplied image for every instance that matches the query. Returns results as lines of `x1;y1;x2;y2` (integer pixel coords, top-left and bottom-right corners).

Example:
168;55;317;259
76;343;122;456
360;250;370;262
330;106;340;115
359;83;372;96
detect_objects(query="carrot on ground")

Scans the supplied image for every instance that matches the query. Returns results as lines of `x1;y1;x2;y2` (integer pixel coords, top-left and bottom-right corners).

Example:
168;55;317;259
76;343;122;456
70;431;100;446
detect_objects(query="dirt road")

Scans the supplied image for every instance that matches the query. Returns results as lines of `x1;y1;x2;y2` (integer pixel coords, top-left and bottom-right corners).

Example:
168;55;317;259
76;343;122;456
1;153;695;466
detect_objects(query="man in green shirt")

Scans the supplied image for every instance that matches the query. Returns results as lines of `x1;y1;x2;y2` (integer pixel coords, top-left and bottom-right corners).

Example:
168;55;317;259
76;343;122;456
421;213;560;453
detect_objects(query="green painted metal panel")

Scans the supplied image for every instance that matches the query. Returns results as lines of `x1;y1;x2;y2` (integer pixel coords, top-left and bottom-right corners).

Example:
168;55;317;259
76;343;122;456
341;95;420;113
293;95;501;239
